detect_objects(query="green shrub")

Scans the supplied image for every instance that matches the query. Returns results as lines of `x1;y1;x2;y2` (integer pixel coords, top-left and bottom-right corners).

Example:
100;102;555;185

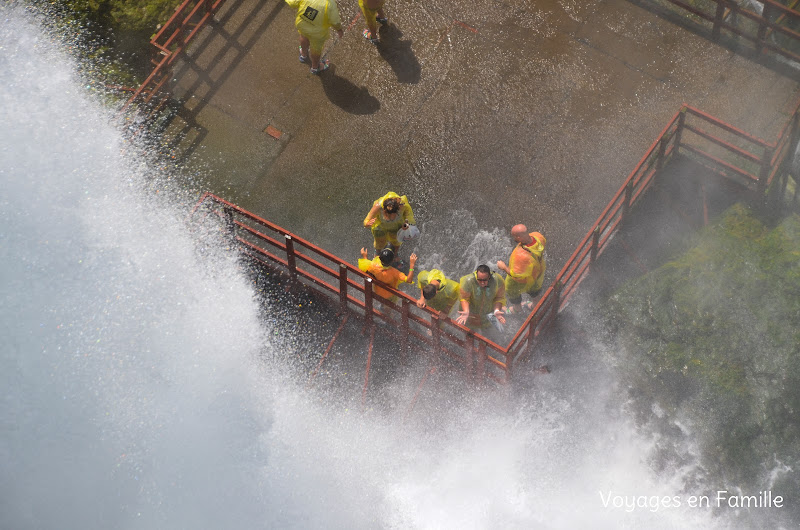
606;203;800;498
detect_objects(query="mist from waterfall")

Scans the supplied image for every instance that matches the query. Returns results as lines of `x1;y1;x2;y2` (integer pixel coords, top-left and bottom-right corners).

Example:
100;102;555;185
0;6;751;529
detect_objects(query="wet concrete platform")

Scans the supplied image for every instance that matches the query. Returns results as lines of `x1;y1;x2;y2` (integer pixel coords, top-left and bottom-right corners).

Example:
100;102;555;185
160;0;800;283
236;153;756;395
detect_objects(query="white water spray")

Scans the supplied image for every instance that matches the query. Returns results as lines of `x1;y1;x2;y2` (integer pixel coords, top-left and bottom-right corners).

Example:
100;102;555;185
0;7;740;529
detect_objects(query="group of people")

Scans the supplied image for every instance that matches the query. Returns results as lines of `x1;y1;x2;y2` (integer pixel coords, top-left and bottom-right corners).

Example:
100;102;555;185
283;1;546;334
285;0;388;74
357;192;548;334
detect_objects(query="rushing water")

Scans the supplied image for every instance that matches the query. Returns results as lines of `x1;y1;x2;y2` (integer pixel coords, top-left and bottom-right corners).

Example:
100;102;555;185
1;6;776;529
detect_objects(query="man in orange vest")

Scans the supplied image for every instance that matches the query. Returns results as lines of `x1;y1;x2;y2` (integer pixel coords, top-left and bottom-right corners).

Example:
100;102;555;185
497;224;546;314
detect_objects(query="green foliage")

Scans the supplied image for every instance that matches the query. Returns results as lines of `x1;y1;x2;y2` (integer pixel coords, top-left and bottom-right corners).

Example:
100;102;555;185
606;203;800;491
29;0;183;91
47;0;181;33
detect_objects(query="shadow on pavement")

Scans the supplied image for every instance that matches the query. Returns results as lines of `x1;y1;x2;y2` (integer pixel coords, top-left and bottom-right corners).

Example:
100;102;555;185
162;0;283;159
377;24;421;84
320;66;381;114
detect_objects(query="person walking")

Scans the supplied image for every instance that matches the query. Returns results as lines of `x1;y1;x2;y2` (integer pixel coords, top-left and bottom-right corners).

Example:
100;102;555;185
359;0;388;44
286;0;344;74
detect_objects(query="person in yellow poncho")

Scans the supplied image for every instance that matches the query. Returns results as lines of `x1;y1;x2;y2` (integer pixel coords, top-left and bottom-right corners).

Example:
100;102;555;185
456;264;507;331
363;191;416;253
415;269;460;316
359;0;388;44
286;0;344;74
497;224;546;314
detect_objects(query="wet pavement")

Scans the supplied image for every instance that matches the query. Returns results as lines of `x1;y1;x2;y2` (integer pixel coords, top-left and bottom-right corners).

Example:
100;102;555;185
160;0;800;283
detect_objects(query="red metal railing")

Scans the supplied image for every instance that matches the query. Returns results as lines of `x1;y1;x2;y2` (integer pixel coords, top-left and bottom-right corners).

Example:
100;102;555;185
191;194;515;384
652;0;800;64
191;98;800;384
502;109;683;370
502;99;800;372
122;0;227;114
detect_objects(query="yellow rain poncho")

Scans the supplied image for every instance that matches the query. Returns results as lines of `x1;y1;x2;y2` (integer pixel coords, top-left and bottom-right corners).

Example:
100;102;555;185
458;271;506;329
363;191;416;251
286;0;342;52
504;232;547;299
417;269;460;315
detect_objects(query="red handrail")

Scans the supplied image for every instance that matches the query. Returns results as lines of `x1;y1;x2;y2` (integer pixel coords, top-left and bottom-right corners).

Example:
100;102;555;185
122;0;227;113
191;192;515;383
659;0;800;64
667;0;800;61
190;96;800;384
503;98;800;373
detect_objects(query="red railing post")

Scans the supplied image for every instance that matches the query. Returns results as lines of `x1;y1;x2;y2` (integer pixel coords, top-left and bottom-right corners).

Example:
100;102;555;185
712;0;726;41
758;145;774;195
338;263;348;313
711;0;725;42
590;226;600;263
222;205;235;236
787;113;800;206
790;112;800;160
622;181;634;219
465;332;475;377
526;303;544;359
757;3;774;55
656;133;668;171
364;277;374;328
285;235;297;280
401;300;410;361
675;106;687;151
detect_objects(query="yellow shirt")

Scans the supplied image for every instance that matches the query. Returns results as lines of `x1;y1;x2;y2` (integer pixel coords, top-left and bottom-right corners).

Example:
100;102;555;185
363;191;416;230
286;0;342;39
359;257;408;301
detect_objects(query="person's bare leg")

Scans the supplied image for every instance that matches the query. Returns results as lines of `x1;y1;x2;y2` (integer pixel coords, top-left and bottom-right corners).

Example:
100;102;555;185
299;35;310;63
309;50;322;71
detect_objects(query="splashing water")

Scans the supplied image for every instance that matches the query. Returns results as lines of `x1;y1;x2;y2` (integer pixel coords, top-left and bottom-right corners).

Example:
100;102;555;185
415;210;509;277
0;7;743;529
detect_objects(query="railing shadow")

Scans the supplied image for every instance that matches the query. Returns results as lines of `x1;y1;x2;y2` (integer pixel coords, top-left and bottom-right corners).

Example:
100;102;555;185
159;0;284;159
